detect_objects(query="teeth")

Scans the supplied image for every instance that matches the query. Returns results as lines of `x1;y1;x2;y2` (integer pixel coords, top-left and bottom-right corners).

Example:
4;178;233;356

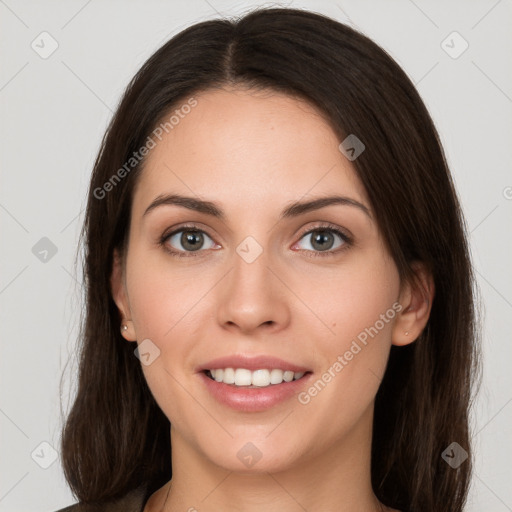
207;368;306;387
235;368;252;386
270;369;285;384
283;370;294;382
223;367;235;384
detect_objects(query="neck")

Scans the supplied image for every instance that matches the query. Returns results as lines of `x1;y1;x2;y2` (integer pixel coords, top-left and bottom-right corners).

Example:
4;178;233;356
156;404;387;512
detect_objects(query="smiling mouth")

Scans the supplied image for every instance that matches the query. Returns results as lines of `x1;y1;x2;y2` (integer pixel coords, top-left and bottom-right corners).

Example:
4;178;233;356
204;368;311;388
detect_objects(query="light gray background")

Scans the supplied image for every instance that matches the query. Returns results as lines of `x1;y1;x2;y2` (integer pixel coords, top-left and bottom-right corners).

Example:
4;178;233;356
1;1;511;511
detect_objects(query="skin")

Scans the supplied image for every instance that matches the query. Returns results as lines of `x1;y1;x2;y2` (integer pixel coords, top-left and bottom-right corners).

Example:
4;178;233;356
111;87;434;511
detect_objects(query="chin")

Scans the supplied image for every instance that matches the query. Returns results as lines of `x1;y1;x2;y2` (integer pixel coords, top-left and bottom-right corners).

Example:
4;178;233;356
199;436;302;474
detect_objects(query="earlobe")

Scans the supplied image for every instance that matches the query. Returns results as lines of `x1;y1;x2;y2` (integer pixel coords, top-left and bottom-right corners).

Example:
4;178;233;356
120;320;136;341
110;249;137;342
392;262;435;347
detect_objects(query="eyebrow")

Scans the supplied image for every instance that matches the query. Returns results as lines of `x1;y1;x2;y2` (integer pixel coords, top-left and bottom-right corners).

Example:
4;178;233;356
143;193;372;220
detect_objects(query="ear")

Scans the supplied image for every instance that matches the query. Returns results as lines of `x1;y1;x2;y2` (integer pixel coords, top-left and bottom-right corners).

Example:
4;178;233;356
391;261;435;346
110;248;137;342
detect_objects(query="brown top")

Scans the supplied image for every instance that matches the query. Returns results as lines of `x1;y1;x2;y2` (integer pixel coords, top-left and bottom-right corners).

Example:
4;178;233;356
53;484;151;512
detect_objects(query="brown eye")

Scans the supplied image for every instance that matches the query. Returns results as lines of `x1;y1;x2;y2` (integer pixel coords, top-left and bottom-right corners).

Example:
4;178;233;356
178;230;204;251
308;230;336;251
162;226;217;255
295;226;349;255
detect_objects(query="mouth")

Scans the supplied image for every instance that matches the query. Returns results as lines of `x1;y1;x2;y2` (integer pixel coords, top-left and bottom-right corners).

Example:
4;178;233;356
203;368;311;388
199;366;313;412
196;355;313;411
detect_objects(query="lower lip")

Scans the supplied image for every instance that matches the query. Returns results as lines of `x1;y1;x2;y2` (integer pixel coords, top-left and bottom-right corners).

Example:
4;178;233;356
199;371;312;412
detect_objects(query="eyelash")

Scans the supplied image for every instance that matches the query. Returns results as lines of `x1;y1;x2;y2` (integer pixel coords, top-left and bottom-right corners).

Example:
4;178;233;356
158;222;353;259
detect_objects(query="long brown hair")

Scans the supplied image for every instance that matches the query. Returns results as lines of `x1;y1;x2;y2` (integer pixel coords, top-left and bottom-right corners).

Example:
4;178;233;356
60;7;481;511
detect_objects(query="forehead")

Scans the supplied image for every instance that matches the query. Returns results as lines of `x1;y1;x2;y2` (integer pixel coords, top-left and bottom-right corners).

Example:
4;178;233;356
132;87;369;217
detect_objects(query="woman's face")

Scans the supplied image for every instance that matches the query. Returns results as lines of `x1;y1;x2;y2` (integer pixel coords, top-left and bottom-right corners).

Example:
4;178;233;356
112;87;407;473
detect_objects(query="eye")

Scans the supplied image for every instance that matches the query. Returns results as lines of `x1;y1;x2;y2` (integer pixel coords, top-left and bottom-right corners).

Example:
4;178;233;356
160;225;218;257
159;222;352;258
293;224;352;257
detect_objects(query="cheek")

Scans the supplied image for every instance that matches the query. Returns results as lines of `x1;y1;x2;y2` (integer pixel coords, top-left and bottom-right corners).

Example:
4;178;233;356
305;255;400;345
125;259;202;423
125;252;206;339
300;253;400;407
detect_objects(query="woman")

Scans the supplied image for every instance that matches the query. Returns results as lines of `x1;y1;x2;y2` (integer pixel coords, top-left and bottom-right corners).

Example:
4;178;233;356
57;6;480;512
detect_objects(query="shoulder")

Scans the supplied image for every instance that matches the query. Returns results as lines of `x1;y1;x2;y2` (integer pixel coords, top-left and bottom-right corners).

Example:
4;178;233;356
53;484;149;512
53;506;81;512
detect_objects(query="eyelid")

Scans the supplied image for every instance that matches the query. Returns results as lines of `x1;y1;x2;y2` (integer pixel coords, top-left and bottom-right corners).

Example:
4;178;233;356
159;223;219;256
291;222;353;257
295;222;352;243
160;222;214;242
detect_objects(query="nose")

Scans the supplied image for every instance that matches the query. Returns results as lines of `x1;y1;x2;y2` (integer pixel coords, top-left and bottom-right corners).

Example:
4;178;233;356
216;244;291;335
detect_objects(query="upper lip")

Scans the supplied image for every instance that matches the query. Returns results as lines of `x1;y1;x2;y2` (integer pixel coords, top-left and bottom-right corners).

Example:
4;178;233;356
197;355;311;373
